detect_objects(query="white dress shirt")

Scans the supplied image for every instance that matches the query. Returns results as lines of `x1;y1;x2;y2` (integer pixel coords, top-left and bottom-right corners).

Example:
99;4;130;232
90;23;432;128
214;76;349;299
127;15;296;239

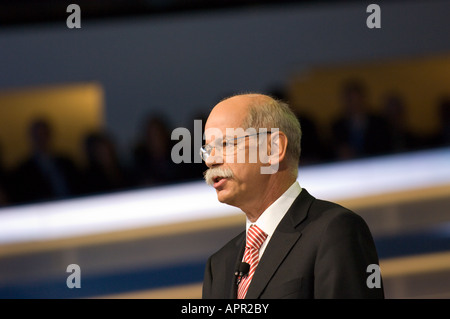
245;181;302;260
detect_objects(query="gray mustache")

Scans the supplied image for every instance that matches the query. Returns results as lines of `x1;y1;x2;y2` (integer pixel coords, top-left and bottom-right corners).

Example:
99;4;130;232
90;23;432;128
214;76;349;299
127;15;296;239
203;167;234;186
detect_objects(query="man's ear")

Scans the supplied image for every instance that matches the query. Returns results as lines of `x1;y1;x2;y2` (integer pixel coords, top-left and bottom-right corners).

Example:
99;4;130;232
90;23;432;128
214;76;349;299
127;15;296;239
260;130;288;175
268;130;288;164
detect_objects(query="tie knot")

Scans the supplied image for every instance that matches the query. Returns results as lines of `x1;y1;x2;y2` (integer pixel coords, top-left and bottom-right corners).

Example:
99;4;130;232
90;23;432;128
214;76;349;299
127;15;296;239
246;224;267;250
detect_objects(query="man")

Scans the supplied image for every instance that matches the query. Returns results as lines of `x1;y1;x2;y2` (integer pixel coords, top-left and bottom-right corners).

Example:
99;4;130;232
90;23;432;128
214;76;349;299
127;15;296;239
10;118;80;204
331;79;390;160
201;93;384;299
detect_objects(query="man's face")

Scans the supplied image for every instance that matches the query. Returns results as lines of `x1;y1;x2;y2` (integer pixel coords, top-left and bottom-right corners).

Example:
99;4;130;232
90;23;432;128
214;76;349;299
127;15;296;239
203;97;268;209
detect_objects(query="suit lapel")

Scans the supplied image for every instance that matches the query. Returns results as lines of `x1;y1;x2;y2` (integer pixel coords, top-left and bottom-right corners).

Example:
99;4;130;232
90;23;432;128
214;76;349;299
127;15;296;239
244;189;315;299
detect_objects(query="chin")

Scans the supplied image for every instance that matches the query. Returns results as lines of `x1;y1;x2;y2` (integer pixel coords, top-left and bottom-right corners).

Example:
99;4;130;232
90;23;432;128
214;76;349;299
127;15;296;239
216;189;236;206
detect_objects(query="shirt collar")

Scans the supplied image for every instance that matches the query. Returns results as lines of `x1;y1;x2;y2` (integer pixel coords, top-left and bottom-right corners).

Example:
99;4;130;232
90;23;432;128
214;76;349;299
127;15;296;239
246;181;302;237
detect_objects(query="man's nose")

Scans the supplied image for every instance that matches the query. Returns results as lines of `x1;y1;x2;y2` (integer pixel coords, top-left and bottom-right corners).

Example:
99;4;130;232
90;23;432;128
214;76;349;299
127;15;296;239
205;147;224;168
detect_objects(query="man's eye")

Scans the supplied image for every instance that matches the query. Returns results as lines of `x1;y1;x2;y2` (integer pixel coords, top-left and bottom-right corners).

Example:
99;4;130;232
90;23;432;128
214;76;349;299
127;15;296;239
224;140;236;148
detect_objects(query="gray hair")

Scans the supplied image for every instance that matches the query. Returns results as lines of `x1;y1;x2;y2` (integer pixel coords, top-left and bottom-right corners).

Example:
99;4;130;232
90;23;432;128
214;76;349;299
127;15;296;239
239;94;302;173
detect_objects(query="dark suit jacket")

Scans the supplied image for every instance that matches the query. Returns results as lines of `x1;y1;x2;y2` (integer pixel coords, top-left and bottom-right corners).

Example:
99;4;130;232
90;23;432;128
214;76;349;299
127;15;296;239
202;188;384;299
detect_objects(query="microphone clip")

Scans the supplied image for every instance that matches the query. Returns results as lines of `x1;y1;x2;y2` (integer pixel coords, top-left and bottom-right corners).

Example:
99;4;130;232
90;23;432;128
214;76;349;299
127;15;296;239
235;262;250;285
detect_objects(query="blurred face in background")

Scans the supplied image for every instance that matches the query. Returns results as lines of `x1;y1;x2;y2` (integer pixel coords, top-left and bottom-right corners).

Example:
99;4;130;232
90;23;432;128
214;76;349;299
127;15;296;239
30;120;52;154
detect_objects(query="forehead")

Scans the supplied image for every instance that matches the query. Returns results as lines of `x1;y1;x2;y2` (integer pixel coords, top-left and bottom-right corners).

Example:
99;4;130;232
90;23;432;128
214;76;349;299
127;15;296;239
205;97;251;132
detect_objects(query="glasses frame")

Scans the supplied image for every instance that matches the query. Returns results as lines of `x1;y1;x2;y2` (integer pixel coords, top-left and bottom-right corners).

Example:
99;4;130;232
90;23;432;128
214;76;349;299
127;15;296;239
199;131;272;162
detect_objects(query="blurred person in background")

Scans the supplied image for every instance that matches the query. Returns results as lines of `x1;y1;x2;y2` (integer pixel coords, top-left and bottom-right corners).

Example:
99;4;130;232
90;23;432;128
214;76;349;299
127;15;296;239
331;79;390;160
80;131;132;195
382;93;420;153
10;118;80;204
132;114;179;186
293;109;331;165
427;96;450;148
0;143;11;206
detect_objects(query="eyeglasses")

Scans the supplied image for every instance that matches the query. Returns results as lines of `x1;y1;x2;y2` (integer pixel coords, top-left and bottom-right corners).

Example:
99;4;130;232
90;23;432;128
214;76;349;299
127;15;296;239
199;131;271;162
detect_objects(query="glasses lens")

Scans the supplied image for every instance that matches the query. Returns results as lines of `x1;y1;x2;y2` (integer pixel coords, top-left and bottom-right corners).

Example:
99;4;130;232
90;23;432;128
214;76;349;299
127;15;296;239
200;146;209;161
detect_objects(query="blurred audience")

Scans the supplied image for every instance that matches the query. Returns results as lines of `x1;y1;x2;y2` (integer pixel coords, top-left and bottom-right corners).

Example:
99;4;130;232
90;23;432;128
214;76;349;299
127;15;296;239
331;79;390;160
80;131;132;195
9;118;81;204
1;84;450;207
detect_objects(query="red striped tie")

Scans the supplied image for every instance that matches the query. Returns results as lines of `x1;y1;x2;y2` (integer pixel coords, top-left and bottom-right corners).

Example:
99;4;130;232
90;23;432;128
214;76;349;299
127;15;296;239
237;224;267;299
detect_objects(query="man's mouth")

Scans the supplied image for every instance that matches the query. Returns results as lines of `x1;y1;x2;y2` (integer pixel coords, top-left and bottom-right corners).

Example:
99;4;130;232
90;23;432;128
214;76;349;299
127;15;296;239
213;176;228;188
213;176;223;183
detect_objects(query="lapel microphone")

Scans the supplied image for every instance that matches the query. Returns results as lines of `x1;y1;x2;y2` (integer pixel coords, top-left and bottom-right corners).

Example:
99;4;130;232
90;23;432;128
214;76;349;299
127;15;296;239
235;262;250;285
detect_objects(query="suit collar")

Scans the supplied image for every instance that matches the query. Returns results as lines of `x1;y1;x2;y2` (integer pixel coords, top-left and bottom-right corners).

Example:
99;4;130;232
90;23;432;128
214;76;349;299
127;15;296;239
244;188;315;299
287;188;315;228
